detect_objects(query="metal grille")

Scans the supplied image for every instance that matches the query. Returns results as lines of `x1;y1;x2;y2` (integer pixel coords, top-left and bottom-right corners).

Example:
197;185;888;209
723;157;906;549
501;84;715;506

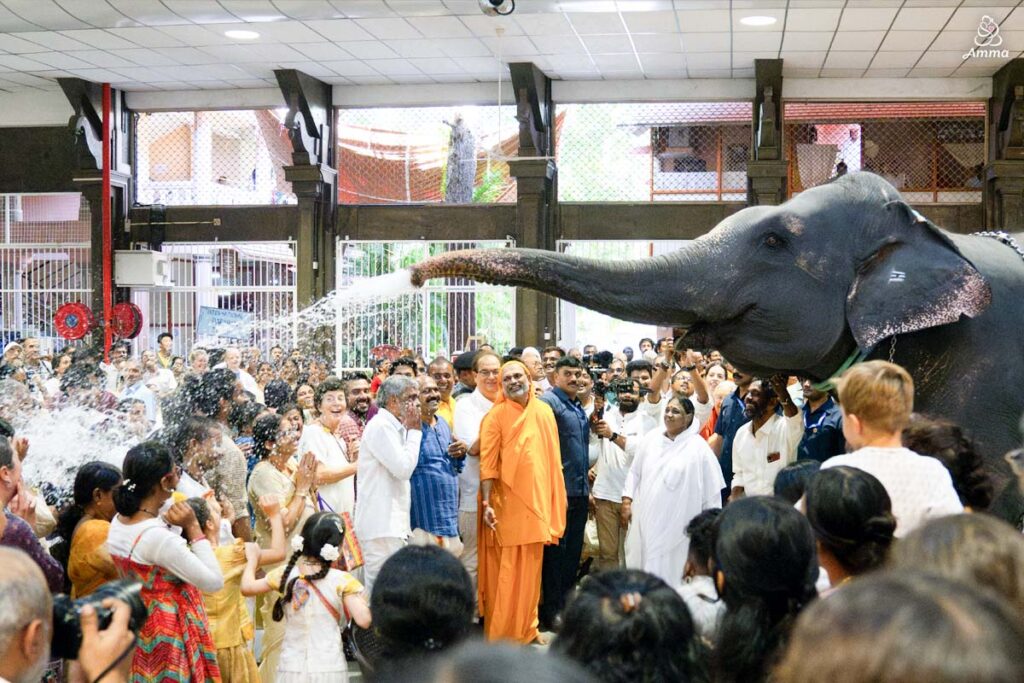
134;110;297;206
337;106;518;205
556;240;690;353
0;193;92;349
130;241;297;358
335;240;515;371
784;101;986;203
556;102;752;202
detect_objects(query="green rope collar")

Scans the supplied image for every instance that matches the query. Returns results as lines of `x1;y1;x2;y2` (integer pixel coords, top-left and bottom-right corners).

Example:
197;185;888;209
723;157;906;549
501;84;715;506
812;347;870;392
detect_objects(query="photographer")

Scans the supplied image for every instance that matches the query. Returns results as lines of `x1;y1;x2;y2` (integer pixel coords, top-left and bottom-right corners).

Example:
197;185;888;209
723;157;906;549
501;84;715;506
0;547;136;683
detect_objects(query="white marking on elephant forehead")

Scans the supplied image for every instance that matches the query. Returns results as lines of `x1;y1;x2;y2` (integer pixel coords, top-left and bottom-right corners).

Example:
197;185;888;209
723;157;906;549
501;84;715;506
888;270;906;283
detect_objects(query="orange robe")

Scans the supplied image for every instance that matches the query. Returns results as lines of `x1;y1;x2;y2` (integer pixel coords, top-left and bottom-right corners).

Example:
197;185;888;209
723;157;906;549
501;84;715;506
478;361;567;643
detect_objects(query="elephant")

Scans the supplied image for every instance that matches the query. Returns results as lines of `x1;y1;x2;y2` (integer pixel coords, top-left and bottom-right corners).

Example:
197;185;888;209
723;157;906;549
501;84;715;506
407;172;1024;519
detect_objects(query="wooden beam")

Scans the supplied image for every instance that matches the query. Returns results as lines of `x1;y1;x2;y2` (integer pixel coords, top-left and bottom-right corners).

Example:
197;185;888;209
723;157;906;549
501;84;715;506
339;204;517;242
129;205;299;244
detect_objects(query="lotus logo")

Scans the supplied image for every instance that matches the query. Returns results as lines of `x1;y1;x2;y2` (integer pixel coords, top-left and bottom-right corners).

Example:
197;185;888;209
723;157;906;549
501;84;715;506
964;15;1010;59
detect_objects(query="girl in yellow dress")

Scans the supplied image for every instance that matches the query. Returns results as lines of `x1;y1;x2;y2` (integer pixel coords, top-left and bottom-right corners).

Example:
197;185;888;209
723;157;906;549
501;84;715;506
187;494;287;683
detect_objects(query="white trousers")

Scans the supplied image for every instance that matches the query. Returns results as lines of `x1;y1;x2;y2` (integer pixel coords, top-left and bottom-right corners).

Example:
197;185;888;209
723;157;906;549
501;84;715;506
361;536;406;596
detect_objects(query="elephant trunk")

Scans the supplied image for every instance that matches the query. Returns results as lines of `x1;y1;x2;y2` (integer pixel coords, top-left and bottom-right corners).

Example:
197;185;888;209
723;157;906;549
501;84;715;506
409;247;707;328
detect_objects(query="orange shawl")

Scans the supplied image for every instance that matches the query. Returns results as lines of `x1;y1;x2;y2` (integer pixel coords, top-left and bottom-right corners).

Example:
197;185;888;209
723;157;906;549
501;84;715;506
479;361;567;547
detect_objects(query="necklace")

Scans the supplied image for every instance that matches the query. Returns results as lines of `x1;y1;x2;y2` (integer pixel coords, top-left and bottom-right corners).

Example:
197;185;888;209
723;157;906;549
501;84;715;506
139;507;160;518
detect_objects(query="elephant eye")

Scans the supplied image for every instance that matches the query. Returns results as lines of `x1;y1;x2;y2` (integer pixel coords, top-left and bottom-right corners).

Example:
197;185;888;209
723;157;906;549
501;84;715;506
763;232;785;248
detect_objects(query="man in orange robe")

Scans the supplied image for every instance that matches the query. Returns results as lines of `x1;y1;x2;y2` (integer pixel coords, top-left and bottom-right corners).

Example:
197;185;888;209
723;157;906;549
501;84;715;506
478;360;567;644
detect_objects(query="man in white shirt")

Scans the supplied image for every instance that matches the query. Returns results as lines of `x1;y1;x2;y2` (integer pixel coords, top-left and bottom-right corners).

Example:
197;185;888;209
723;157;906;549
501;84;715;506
821;360;962;536
119;358;157;422
730;376;803;499
590;377;657;569
521;347;550;392
221;346;260;397
451;350;502;594
141;349;177;397
354;375;422;593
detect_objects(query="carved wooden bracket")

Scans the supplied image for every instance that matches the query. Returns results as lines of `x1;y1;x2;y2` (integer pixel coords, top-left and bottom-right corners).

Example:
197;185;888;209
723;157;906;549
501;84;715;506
57;77;105;170
275;69;333;167
509;62;552;158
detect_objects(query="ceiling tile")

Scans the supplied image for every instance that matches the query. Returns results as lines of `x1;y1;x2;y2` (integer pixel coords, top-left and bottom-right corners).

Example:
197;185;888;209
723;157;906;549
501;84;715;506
913;50;968;68
409;15;472;37
582;34;633;53
274;1;346;20
823;51;875;68
780;51;826;68
25;51;95;70
304;19;376;41
863;67;911;77
676;10;730;32
566;12;625;34
929;31;980;52
902;0;961;6
1001;7;1024;31
955;65;1003;77
367;58;421;75
431;73;476;83
193;79;238;89
591;53;638;70
321;59;382;76
637;52;683;70
869;51;923;68
437;38;490;57
248;21;325;42
644;69;687;80
96;65;170;81
908;66;956;77
891;7;956;31
733;67;755;78
354;17;422;39
225;78;278;87
67;50;138;68
385;1;452;17
293;42;354;61
232;63;274;78
115;48;184;66
0;34;50;53
0;54;48;71
688;68;733;78
785;8;842;32
0;5;40;33
1;71;60;86
3;0;90;29
733;31;781;52
830;31;885;51
685;52;731;69
59;29;142;49
458;14;523;37
733;8;786;31
344;74;395;85
480;35;535;54
106;27;184;48
545;54;595;70
159;63;251;80
151;47;213;64
245;43;311;61
68;67;132;81
621;10;678;34
332;1;396;19
838;7;899;31
337;41;399;59
819;68;867;77
879;30;936;51
781;31;833;51
514;13;574;36
198;44;264;63
412;56;464;73
944;6;1013;31
107;0;189;26
632;33;682;52
275;61;338;79
682;33;731;53
160;1;241;24
10;31;95;51
733;51;780;68
218;1;288;23
154;25;231;46
781;66;823;77
385;38;446;57
531;35;587;54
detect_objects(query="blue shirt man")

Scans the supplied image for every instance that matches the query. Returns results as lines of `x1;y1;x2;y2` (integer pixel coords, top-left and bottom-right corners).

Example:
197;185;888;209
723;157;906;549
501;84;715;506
713;379;750;491
410;376;467;541
797;381;845;462
539;385;590;498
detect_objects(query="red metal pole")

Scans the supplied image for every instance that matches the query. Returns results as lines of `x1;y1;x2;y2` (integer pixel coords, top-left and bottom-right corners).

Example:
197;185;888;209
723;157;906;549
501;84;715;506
102;83;112;363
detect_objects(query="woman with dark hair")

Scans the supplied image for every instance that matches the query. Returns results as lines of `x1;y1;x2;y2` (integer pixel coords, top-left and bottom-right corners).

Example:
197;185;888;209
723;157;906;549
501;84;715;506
679;508;724;644
711;496;818;683
775;572;1024;683
366;545;475;672
772;460;820;505
245;412;318;683
105;441;223;682
54;461;122;597
889;513;1024;616
553;568;708;683
263;379;293;412
278;401;305;439
293;382;316;424
804;466;896;588
901;415;994;511
242;512;371;682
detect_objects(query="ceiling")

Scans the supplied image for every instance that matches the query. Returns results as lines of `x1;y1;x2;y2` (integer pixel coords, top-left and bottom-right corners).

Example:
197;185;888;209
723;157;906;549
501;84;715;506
0;0;1020;93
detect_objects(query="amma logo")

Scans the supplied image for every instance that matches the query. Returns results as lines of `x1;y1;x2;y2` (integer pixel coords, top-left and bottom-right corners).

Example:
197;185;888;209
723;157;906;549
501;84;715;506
963;15;1010;59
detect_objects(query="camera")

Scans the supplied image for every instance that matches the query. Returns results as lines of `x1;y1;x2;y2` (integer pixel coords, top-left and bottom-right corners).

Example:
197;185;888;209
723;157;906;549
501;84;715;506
479;0;515;16
51;579;147;660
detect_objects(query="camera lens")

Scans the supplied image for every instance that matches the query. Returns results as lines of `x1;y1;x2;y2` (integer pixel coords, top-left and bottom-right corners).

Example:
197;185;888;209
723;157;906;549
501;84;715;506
51;580;147;660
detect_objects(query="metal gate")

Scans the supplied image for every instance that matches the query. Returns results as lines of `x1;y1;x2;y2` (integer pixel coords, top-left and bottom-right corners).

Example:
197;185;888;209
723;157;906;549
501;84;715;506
130;241;297;358
556;240;690;352
335;239;515;371
0;193;92;350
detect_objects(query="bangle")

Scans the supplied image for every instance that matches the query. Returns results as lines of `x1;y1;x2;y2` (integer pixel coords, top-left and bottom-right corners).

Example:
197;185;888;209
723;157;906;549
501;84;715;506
682;365;696;371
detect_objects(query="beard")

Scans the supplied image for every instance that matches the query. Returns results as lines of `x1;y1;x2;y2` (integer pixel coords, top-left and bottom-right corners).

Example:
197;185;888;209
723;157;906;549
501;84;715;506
505;385;528;398
618;399;639;414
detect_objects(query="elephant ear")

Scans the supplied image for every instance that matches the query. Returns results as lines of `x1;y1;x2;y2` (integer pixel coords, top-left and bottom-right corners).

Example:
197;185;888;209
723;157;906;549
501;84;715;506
846;202;991;351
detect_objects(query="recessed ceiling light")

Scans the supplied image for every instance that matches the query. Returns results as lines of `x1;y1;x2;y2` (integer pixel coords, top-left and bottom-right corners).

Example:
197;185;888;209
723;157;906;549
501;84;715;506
739;15;777;26
225;29;260;40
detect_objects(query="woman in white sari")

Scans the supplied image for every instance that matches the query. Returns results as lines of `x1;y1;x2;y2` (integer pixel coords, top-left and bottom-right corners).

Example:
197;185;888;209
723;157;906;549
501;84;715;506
621;392;724;589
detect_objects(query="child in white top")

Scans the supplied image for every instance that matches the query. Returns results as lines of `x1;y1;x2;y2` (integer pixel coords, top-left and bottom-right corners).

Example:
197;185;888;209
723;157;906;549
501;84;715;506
242;511;371;683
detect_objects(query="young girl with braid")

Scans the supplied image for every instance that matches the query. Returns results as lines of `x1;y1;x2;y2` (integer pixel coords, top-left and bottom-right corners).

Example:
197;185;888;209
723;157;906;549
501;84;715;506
241;512;371;682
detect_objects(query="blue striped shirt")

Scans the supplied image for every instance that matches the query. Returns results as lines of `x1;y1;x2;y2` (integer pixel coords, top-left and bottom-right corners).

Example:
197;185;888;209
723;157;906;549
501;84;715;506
410;417;461;537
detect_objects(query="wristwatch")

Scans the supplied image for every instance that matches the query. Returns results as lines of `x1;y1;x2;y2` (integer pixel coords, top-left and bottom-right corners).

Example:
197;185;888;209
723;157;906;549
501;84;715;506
611;432;621;442
682;364;696;371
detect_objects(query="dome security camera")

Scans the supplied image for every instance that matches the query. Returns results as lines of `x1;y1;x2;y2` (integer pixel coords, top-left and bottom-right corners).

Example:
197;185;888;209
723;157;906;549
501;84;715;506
479;0;515;16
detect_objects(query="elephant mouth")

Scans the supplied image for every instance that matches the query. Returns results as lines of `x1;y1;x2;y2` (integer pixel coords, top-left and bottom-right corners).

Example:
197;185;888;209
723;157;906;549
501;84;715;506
681;303;756;350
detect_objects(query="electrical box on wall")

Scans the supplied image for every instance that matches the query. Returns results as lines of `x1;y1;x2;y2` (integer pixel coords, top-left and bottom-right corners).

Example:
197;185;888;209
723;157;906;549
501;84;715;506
114;250;172;287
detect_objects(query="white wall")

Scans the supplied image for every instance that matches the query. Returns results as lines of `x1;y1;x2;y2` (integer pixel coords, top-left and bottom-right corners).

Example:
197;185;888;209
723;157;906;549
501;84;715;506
0;90;74;126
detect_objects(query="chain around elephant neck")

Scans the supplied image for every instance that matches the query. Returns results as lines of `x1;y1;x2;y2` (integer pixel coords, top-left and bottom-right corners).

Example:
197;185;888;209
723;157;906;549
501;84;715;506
972;231;1024;262
888;336;897;363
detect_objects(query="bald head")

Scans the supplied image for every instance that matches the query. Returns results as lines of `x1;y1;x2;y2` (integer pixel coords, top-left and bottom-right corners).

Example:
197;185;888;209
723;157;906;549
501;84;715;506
0;547;51;680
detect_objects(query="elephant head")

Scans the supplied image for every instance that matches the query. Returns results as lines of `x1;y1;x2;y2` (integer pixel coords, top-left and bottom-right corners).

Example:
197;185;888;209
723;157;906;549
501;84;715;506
409;173;991;380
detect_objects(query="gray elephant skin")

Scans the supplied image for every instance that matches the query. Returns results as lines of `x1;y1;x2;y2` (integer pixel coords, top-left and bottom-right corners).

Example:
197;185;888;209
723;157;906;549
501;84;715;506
409;172;1024;518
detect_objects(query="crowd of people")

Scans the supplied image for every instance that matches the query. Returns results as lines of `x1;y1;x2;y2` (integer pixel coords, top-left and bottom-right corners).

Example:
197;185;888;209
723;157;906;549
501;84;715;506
0;331;1023;683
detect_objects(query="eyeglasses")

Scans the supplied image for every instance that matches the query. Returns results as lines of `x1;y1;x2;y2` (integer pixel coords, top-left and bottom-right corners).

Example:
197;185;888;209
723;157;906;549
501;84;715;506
476;369;500;377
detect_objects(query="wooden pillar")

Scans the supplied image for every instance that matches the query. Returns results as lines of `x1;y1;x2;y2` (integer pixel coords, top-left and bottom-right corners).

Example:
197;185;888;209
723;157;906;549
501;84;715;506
986;59;1024;230
507;62;557;347
747;59;788;205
